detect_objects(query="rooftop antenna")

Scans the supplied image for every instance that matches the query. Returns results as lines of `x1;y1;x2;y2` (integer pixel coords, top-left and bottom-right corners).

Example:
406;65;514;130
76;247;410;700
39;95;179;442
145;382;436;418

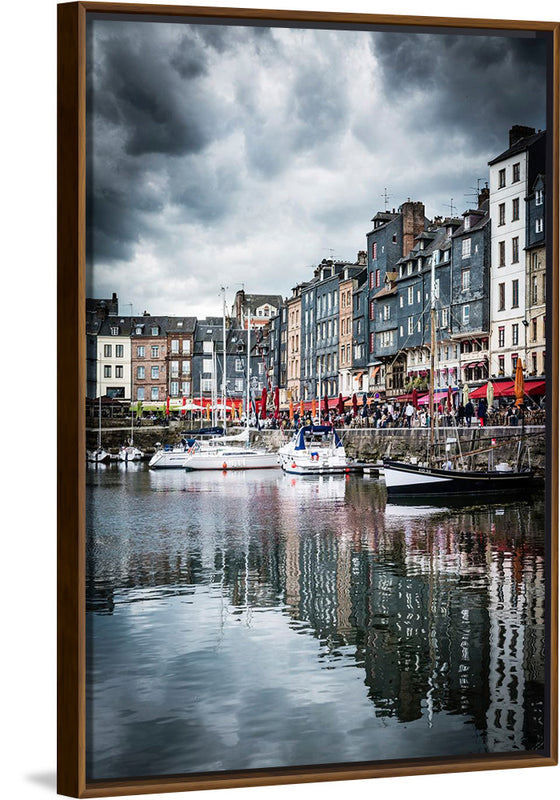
126;302;133;316
380;187;392;210
443;198;458;217
464;178;484;205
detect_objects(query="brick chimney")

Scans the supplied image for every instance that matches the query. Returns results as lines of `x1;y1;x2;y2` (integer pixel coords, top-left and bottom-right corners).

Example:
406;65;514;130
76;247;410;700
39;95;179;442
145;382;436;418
356;250;367;266
478;185;489;208
509;125;535;147
401;201;425;257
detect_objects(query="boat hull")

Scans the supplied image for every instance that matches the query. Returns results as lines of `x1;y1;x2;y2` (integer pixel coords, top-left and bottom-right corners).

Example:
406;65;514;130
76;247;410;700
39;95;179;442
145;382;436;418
184;451;279;470
148;450;189;469
279;453;350;475
384;460;539;497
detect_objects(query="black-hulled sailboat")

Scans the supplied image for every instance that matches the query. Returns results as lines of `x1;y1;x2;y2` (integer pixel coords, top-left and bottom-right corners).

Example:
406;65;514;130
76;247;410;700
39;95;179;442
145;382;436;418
384;263;538;498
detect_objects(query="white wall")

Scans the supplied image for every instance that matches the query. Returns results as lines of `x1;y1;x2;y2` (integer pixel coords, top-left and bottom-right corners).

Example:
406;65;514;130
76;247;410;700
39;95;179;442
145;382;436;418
3;3;557;800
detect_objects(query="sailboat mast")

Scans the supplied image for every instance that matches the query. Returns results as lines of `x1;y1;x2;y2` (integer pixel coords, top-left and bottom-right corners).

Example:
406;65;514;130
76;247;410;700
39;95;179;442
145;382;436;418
98;395;102;449
429;256;436;464
246;306;251;433
221;287;227;434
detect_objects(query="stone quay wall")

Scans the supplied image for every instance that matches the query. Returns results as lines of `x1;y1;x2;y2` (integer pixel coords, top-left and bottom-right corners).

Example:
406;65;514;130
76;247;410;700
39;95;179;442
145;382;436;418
87;421;546;471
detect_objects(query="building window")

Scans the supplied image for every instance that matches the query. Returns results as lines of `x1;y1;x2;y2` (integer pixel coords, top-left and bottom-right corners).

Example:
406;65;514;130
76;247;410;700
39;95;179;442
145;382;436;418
170;381;179;396
182;361;190;375
512;323;519;346
115;365;123;378
464;216;470;230
170;360;179;377
151;387;159;401
407;286;413;305
137;346;145;358
512;279;519;308
461;269;470;291
512;162;520;183
151;366;159;379
498;326;505;347
498;282;506;311
383;304;390;321
182;339;191;354
369;332;375;353
512;237;519;263
135;326;143;335
137;388;145;401
399;295;404;308
531;318;537;341
372;242;377;260
498;354;505;374
532;275;538;304
441;308;448;328
511;353;518;372
369;300;374;320
104;365;111;378
512;197;519;220
110;326;119;336
181;381;191;395
171;339;179;353
535;188;543;206
499;241;506;267
137;366;145;379
536;218;543;234
498;203;505;226
103;344;112;357
235;358;243;372
498;168;506;188
115;344;124;358
151;326;159;336
462;305;470;324
203;341;213;354
375;269;380;288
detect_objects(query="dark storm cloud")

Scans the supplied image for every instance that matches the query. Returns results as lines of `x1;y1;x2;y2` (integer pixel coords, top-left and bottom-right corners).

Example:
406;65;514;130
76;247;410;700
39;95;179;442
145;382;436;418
370;31;546;152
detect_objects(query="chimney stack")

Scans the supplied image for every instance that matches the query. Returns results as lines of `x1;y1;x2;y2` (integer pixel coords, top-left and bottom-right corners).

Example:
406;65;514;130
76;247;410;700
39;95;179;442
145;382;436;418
509;125;535;147
478;185;490;208
400;201;425;257
357;250;367;266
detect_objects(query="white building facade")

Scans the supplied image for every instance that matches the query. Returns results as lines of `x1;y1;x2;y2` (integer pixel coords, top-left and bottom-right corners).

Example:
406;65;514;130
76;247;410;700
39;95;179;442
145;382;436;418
96;318;133;399
488;127;546;379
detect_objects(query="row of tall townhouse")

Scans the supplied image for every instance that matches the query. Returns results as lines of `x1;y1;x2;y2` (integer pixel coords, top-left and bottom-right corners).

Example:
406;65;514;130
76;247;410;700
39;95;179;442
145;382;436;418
265;125;547;405
87;299;272;406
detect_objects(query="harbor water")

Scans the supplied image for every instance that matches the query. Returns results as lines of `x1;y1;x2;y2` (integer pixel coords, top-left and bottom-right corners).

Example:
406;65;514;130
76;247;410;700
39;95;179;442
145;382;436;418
86;465;546;781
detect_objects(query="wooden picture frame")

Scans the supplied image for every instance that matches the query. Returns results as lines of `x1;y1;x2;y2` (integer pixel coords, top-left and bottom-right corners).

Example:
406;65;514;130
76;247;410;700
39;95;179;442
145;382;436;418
58;3;559;796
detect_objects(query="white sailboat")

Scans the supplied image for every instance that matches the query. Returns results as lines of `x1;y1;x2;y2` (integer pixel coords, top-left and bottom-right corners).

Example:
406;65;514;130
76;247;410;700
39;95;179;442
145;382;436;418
183;296;279;471
87;396;111;463
119;402;144;462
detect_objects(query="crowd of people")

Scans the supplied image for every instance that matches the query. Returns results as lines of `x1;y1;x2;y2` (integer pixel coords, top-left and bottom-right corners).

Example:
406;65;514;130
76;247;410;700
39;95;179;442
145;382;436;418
253;396;544;431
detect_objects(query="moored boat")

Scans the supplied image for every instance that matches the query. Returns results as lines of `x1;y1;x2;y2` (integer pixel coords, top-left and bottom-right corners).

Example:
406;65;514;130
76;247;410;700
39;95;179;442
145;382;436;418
278;425;349;475
383;458;538;496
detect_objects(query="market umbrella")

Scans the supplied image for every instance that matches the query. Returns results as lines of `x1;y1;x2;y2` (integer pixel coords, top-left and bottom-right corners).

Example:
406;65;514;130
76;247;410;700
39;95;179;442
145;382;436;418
205;403;210;420
136;400;142;416
337;393;344;415
311;397;317;418
361;393;368;418
447;385;453;411
299;399;304;417
412;388;418;409
274;386;280;419
181;396;187;416
323;393;329;417
462;383;470;405
486;381;494;408
261;387;268;420
352;393;358;417
514;358;525;407
289;399;294;420
166;395;170;416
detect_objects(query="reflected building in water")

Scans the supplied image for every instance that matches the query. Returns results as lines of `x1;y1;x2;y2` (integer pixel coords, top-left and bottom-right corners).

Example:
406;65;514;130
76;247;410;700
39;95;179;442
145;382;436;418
86;471;545;754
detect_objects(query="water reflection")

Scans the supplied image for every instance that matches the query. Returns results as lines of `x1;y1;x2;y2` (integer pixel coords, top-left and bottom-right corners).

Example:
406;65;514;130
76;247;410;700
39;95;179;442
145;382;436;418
86;467;545;780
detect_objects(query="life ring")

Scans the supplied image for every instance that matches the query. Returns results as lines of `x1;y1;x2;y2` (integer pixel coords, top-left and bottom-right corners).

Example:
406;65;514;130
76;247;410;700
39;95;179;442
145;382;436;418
222;462;228;470
291;462;297;469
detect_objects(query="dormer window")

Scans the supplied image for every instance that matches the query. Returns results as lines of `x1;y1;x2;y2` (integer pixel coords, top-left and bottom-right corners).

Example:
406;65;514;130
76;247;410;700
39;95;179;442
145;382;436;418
536;189;544;206
464;216;470;230
110;326;119;336
151;326;159;336
135;326;142;335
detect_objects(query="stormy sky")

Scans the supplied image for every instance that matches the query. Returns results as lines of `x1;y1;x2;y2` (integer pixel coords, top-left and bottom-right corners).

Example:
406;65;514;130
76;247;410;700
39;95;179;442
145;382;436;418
86;16;548;318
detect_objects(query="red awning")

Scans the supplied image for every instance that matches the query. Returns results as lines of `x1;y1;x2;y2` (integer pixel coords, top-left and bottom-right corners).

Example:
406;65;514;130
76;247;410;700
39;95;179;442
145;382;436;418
470;381;513;399
396;392;428;403
524;380;546;396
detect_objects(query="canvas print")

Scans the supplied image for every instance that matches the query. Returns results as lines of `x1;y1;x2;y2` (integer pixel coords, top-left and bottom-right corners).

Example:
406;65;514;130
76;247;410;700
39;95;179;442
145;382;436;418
85;10;552;782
